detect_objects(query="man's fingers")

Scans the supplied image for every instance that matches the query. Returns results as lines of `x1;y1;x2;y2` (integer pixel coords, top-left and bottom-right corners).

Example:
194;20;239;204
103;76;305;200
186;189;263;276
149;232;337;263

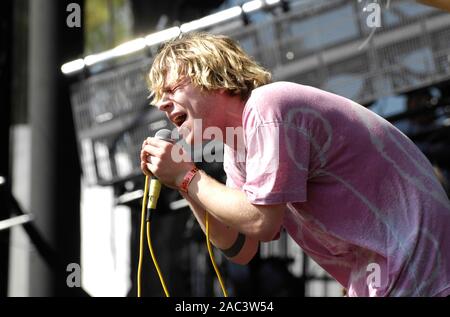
140;149;147;162
140;161;153;177
142;144;165;157
146;162;156;176
140;137;174;177
146;137;172;147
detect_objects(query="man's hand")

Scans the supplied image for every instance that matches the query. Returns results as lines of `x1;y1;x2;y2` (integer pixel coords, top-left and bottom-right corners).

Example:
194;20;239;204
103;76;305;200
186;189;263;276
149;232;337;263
140;137;195;189
140;139;153;177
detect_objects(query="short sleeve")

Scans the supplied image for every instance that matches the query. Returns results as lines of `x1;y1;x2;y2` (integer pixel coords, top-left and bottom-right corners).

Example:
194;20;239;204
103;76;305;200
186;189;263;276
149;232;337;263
243;122;310;205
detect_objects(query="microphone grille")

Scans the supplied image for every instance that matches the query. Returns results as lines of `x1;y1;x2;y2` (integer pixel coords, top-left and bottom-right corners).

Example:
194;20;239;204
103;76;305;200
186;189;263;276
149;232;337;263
155;129;174;143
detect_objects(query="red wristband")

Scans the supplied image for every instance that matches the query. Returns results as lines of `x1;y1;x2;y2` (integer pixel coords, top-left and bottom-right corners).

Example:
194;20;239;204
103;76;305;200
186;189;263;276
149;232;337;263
179;167;199;194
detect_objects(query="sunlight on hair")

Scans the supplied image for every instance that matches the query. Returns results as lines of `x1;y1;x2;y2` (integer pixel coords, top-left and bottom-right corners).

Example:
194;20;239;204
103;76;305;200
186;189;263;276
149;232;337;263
147;33;271;105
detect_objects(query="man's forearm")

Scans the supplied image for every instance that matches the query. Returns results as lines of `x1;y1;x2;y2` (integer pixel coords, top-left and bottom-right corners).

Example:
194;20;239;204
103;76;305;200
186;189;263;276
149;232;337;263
185;170;285;242
182;190;241;249
181;191;259;264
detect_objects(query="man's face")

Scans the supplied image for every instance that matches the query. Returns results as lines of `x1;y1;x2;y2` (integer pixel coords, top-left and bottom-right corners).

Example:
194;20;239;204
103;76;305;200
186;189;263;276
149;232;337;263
156;68;221;145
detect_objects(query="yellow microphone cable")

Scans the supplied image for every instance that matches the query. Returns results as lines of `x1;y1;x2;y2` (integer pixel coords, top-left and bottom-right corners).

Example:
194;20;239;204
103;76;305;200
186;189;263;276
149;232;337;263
137;175;228;297
205;211;228;297
137;175;170;297
137;176;149;297
146;222;170;297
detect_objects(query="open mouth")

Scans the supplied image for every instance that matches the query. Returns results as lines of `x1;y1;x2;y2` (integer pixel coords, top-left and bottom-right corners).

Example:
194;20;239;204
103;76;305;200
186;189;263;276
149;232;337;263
173;113;187;127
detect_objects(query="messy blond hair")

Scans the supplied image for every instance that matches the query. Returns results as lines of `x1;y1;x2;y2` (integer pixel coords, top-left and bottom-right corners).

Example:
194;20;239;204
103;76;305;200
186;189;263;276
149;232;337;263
147;32;271;105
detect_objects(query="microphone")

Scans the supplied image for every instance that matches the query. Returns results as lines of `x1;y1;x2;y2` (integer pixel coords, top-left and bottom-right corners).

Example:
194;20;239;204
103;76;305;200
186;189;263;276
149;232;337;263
146;129;174;218
154;128;175;144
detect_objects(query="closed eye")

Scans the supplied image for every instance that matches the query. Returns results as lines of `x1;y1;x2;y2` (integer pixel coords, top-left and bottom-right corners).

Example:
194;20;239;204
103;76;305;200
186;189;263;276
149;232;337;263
171;84;182;93
162;88;173;95
162;86;178;96
162;78;187;96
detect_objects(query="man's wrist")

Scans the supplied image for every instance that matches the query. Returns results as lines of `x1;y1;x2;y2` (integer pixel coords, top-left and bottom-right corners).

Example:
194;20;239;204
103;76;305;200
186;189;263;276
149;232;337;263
178;166;199;194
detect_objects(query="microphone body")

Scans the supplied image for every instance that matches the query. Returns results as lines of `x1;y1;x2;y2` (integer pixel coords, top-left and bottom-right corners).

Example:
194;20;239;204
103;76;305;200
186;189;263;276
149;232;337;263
147;129;174;215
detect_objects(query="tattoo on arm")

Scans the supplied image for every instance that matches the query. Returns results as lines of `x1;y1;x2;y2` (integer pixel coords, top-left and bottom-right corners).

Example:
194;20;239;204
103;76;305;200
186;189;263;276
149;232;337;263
220;232;246;258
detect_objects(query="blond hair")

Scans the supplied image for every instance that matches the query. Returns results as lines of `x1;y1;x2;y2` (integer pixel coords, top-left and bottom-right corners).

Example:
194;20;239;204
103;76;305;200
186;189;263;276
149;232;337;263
147;32;271;105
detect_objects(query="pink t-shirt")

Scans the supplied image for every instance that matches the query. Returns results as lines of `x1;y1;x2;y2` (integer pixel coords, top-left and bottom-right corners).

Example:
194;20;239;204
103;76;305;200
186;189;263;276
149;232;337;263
223;82;450;297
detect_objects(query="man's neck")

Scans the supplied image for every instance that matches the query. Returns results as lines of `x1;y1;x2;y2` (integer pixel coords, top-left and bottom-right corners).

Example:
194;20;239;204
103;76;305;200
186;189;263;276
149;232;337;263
223;96;246;151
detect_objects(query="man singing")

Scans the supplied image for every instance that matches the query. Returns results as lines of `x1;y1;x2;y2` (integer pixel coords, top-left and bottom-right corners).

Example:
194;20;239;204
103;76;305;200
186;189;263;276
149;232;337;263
140;33;450;296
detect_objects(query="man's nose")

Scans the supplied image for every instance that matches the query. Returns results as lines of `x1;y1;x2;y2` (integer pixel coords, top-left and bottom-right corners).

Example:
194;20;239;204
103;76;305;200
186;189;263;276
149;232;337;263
157;95;173;112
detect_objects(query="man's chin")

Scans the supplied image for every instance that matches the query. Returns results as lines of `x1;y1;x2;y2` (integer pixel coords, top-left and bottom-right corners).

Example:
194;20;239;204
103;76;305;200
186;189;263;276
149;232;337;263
178;126;205;146
177;125;189;138
185;133;197;146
